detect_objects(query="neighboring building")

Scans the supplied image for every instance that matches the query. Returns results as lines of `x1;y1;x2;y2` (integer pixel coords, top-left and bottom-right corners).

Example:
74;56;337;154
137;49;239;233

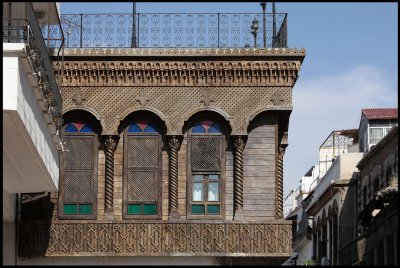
11;5;306;265
359;108;397;153
284;108;398;266
283;129;360;266
354;125;397;265
284;165;319;266
307;152;363;265
3;2;64;265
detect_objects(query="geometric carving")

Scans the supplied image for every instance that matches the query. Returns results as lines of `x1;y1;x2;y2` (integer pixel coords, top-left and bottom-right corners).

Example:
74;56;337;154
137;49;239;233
18;222;292;257
62;86;292;135
200;87;214;107
136;88;150;106
270;91;284;106
71;89;86;105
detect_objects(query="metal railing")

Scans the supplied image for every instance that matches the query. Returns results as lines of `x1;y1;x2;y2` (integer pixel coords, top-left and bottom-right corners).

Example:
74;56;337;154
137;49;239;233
59;13;287;48
3;2;65;149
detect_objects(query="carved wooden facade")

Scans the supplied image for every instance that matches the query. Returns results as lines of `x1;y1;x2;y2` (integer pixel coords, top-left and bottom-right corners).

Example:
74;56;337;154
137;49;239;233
19;47;305;262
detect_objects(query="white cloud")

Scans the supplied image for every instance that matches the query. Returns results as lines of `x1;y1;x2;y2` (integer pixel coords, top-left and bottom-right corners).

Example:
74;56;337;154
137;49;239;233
284;65;398;194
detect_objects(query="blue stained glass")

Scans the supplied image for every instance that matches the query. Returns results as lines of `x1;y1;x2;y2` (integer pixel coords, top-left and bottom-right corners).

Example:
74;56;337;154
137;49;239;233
80;125;94;133
192;123;206;133
208;123;222;133
144;123;158;133
128;124;142;132
64;124;78;132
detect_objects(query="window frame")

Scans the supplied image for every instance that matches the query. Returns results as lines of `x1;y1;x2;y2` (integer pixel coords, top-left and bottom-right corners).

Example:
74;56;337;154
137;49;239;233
122;123;162;220
187;120;226;220
58;129;98;220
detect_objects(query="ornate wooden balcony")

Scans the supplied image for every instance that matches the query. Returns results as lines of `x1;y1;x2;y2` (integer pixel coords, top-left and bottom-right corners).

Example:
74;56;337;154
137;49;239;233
18;221;291;257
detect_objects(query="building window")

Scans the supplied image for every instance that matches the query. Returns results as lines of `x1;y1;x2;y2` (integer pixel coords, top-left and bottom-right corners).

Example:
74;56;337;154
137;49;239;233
188;120;224;217
369;127;392;146
123;119;161;219
59;121;98;219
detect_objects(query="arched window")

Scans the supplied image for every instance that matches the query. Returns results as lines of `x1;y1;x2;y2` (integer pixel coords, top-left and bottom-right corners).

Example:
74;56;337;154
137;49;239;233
188;120;225;217
59;121;98;219
123;119;161;219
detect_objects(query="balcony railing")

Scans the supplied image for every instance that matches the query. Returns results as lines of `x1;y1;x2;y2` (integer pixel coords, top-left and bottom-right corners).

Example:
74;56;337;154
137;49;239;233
3;3;65;143
18;221;292;257
58;13;287;48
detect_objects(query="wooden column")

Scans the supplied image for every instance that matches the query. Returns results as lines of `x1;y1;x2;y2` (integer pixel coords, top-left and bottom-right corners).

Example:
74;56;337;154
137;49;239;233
276;144;286;219
168;135;181;218
233;135;246;220
104;135;118;213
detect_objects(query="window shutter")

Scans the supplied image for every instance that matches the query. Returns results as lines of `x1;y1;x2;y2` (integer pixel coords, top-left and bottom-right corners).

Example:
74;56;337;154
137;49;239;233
191;136;221;171
126;135;159;204
63;135;95;204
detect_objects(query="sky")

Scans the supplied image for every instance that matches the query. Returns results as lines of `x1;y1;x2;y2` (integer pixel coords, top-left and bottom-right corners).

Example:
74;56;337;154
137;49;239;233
61;2;398;195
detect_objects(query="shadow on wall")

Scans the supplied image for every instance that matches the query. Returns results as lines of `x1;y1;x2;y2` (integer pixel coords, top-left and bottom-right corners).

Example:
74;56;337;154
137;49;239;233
18;193;54;258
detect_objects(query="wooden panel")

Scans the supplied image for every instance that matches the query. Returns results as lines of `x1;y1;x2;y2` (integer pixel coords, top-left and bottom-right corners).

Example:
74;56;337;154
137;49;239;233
243;119;276;219
59;134;98;220
123;133;161;219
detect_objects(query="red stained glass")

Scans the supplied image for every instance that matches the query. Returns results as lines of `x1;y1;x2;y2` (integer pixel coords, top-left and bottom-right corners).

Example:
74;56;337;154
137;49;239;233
201;120;213;132
72;121;84;131
136;119;148;131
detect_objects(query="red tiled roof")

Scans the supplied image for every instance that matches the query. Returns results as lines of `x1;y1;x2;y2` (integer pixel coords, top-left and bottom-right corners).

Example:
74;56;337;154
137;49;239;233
362;108;398;120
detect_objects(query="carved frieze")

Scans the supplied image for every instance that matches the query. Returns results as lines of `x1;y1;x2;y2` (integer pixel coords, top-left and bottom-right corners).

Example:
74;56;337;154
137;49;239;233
57;61;301;87
18;222;292;257
62;86;292;135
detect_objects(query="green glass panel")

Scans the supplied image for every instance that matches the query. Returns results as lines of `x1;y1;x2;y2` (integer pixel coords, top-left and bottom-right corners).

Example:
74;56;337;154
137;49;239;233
64;204;77;214
192;204;205;214
128;204;142;215
193;175;203;181
208;174;220;180
78;204;92;214
207;205;220;214
143;204;157;215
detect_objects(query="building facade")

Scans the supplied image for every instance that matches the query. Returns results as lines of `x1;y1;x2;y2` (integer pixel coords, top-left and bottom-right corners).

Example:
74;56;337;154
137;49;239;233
354;125;398;265
3;2;64;265
7;5;307;265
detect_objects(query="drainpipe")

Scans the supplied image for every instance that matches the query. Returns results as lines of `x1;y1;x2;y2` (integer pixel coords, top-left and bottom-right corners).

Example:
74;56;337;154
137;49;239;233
15;193;21;265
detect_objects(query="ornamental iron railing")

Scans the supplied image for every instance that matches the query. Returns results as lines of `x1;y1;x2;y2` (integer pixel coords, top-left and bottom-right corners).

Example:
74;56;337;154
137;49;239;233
59;13;287;48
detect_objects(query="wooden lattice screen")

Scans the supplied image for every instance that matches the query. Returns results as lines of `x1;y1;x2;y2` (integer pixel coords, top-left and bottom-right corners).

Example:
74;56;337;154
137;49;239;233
191;136;222;172
126;135;159;205
61;135;97;218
